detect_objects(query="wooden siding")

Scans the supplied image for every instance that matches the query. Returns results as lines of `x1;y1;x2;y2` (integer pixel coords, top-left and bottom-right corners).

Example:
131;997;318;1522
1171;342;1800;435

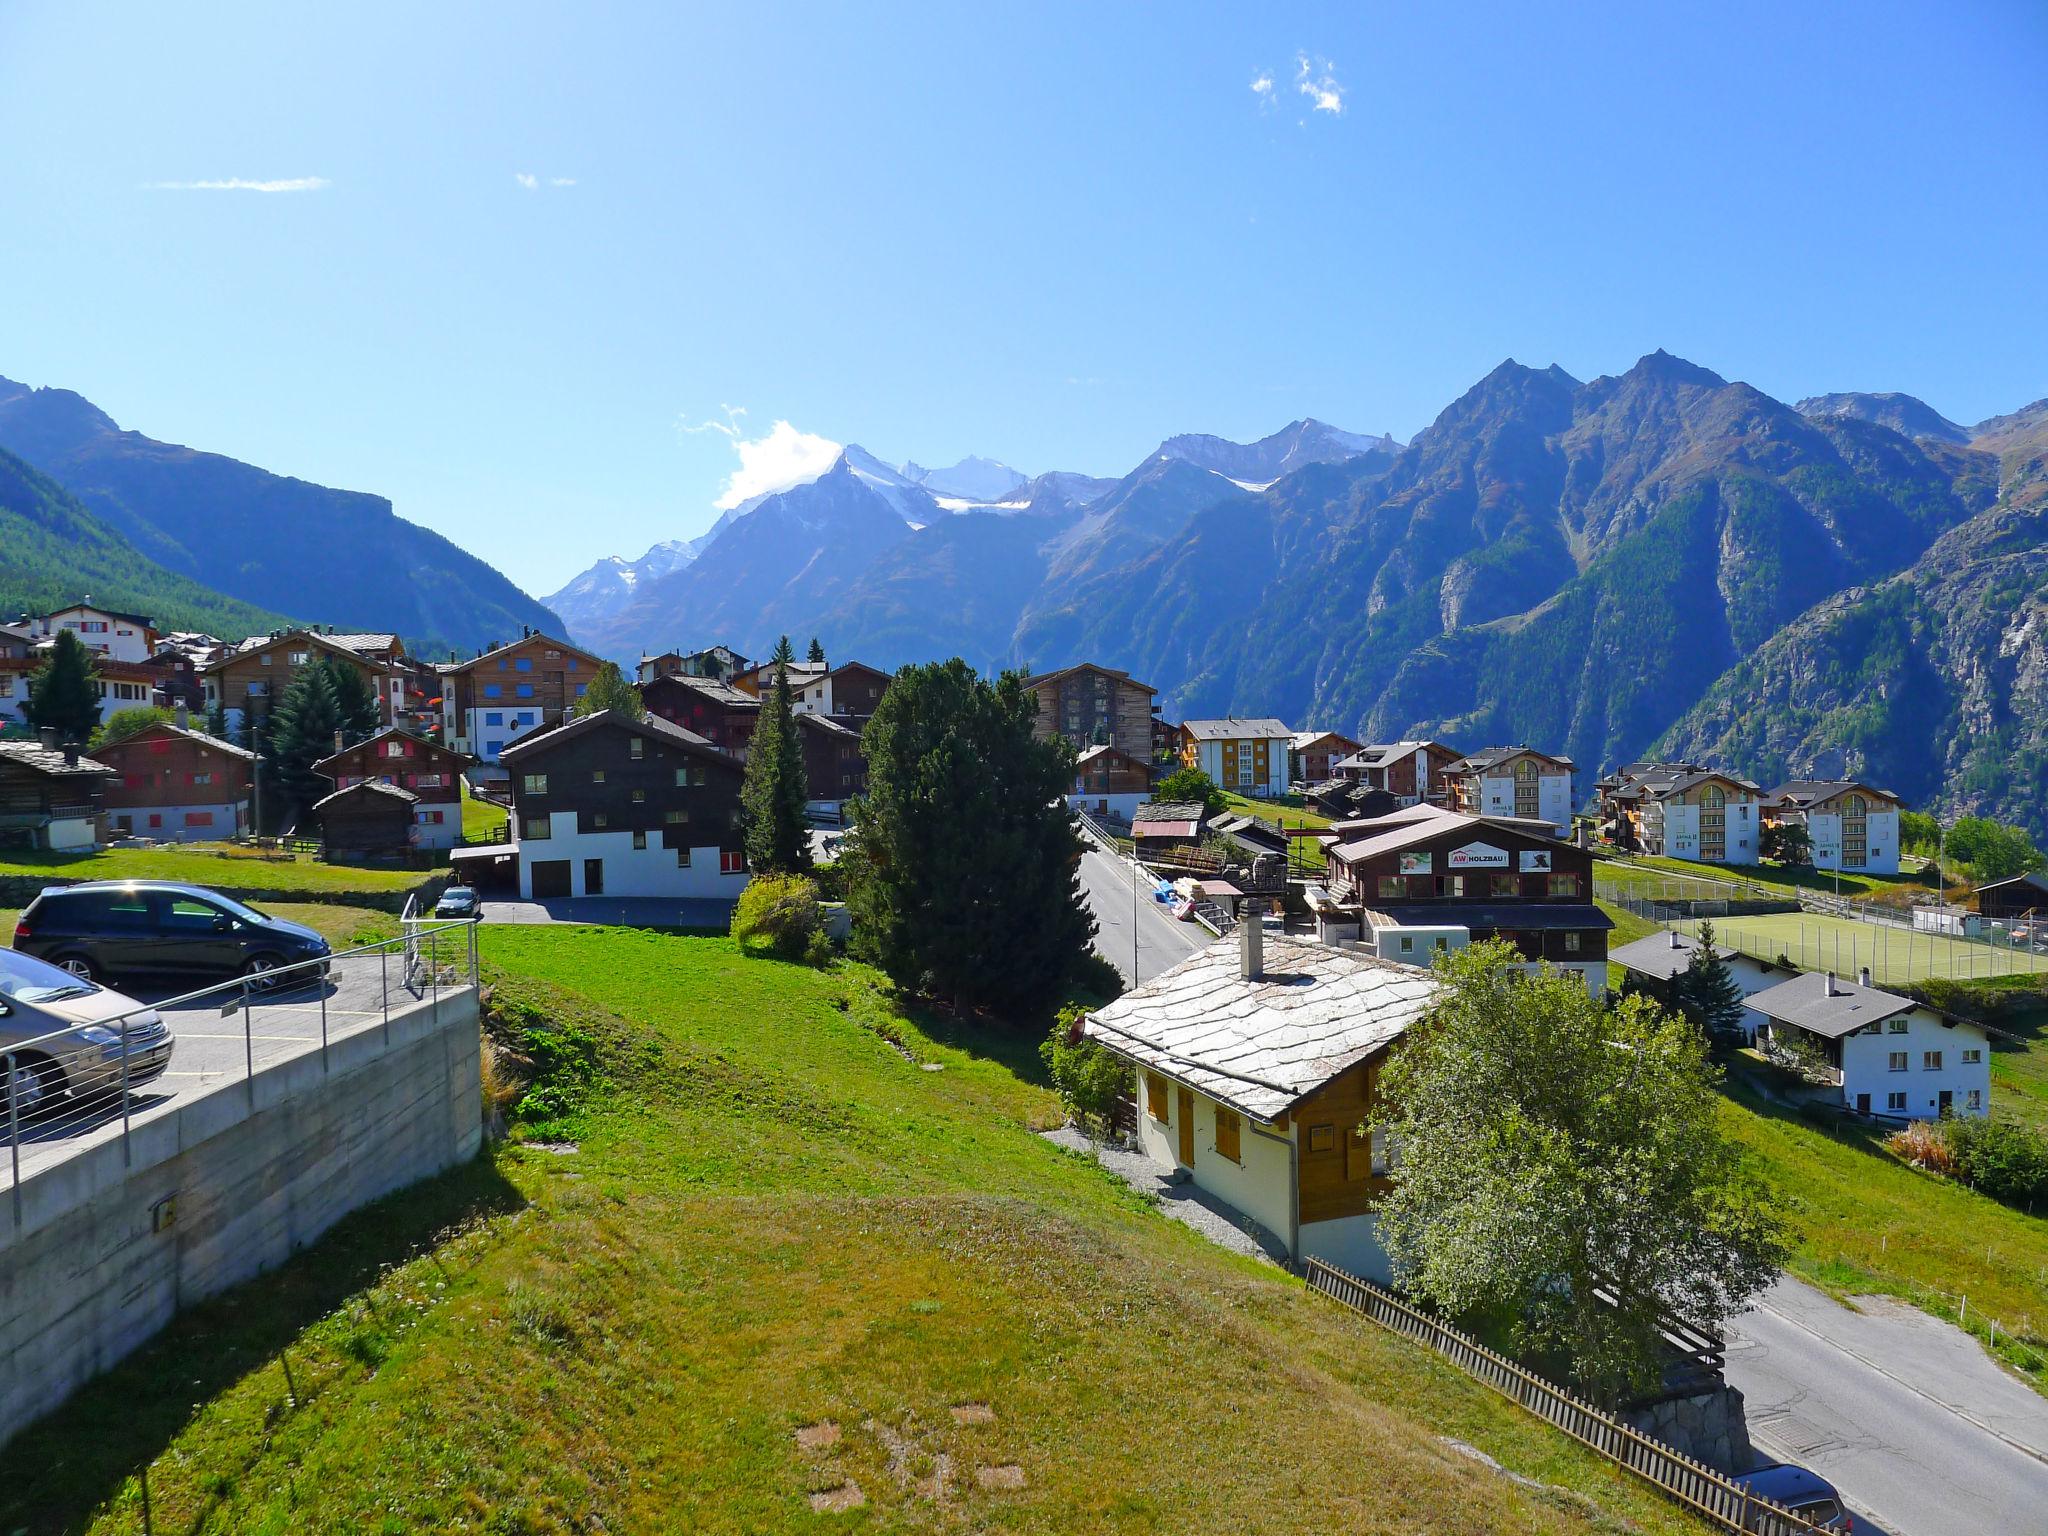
447;634;598;726
99;732;252;811
1026;666;1156;756
1294;1058;1390;1224
507;720;745;856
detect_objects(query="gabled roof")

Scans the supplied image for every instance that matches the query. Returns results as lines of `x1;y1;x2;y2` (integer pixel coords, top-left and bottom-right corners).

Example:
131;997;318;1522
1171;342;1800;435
437;632;603;674
312;724;472;775
313;779;418;813
1342;739;1459;771
1075;743;1148;769
1748;971;1921;1040
797;712;861;739
1766;779;1903;810
1180;717;1293;741
1084;936;1440;1121
1021;662;1156;694
0;740;117;779
1324;805;1568;866
208;629;396;675
1651;770;1762;799
496;707;735;769
1447;745;1575;773
643;673;761;709
43;602;158;628
1291;729;1361;752
98;721;257;763
1609;931;1745;981
1974;870;2048;898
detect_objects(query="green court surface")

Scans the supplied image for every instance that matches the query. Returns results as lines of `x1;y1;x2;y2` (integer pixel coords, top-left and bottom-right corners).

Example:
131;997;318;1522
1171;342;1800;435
1675;910;2048;987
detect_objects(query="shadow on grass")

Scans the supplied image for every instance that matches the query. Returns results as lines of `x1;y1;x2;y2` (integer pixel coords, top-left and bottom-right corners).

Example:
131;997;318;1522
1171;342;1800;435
2;1151;525;1536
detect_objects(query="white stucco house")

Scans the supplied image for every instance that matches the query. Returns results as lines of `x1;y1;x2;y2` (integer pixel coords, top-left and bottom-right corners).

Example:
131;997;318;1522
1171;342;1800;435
1750;969;1991;1121
1610;929;1789;1042
1766;779;1905;875
1084;923;1439;1282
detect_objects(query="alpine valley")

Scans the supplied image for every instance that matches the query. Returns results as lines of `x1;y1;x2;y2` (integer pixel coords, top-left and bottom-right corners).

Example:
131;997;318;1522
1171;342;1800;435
550;353;2048;837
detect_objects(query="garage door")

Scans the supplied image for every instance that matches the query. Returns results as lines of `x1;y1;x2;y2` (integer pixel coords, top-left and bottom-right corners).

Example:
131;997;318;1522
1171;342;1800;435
529;859;572;899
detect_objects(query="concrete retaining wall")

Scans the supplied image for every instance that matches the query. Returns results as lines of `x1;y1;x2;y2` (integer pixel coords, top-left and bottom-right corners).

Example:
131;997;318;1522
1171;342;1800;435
0;986;482;1447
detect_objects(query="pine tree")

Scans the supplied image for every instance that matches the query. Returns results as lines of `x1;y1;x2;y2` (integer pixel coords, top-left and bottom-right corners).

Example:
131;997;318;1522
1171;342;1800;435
265;664;345;826
322;657;383;744
806;637;825;664
575;661;646;720
741;638;811;874
1676;920;1750;1047
205;700;234;747
24;630;101;744
845;659;1095;1018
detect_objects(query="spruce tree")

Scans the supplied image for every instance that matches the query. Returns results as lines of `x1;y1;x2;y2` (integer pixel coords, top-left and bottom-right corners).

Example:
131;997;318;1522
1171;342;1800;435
741;638;811;874
845;659;1095;1018
1676;920;1750;1048
575;661;646;720
265;664;345;825
807;636;825;664
24;630;101;744
322;657;383;743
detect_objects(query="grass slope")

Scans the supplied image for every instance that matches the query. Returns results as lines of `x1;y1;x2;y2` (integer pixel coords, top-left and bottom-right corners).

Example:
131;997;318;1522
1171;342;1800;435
0;845;429;899
0;446;288;640
7;928;1709;1535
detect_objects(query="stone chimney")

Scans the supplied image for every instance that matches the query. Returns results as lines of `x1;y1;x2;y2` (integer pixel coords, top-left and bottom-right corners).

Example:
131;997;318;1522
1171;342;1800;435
1824;971;1839;997
174;704;189;731
1858;967;1872;989
1240;899;1265;981
37;726;58;753
61;742;79;767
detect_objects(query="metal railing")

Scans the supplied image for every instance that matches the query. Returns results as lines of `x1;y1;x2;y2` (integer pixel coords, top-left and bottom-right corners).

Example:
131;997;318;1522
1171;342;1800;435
3;917;479;1230
1304;1259;1830;1535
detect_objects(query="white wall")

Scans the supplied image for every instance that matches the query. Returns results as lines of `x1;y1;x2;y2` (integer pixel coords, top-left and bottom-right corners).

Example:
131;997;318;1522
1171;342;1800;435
461;707;546;763
1135;1074;1295;1253
1067;790;1147;824
1837;1006;1991;1119
1472;771;1571;835
1657;797;1761;864
1807;808;1902;875
1299;1214;1397;1285
516;813;749;900
109;800;247;843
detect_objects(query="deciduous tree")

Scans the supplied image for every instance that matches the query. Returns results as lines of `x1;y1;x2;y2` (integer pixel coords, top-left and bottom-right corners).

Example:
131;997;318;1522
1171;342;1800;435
574;661;646;721
91;705;178;751
740;638;811;875
1155;766;1226;816
845;659;1094;1018
1372;941;1787;1404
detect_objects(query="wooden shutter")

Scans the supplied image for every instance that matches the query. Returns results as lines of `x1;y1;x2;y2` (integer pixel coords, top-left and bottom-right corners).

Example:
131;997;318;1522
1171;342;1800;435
1145;1072;1168;1123
1214;1107;1241;1164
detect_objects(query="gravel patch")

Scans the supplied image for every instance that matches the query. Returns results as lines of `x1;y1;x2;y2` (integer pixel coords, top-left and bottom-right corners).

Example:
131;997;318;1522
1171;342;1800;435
1042;1125;1290;1266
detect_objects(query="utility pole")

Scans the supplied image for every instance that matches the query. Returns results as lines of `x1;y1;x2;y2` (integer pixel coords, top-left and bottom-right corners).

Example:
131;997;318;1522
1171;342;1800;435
250;717;263;839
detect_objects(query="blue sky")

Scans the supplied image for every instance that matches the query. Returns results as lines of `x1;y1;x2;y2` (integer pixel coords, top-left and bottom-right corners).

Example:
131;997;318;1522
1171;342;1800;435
2;2;2044;598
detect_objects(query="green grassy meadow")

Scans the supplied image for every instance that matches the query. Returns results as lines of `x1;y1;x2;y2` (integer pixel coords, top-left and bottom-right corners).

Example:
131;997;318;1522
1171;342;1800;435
0;844;428;898
4;926;1714;1535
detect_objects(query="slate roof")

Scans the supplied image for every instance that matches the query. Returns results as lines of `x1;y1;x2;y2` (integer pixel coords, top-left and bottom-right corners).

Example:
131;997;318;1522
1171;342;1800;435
1766;779;1903;809
1180;717;1294;742
1447;746;1575;773
1084;935;1440;1120
497;708;732;767
1324;805;1566;865
101;722;258;763
1609;930;1741;981
1367;902;1612;933
1653;770;1761;799
645;674;761;709
0;741;117;779
1747;971;1918;1039
311;724;469;774
312;779;418;813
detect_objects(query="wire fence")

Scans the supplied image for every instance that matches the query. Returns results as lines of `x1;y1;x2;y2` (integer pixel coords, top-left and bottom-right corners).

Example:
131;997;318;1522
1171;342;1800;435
1667;912;2048;987
3;916;479;1230
1304;1260;1833;1535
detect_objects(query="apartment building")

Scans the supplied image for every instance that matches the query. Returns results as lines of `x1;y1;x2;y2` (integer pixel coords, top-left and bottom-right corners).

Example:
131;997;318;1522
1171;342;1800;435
1599;763;1763;864
1178;718;1294;799
1021;664;1159;757
1289;730;1362;786
1336;740;1463;807
26;603;159;663
437;631;605;765
204;629;401;738
1443;746;1574;836
1765;779;1905;875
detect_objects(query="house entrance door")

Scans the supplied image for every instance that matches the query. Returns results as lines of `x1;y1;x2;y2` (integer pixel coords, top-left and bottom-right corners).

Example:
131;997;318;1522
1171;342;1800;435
1176;1087;1195;1165
584;858;605;896
1939;1090;1954;1115
1856;1093;1871;1116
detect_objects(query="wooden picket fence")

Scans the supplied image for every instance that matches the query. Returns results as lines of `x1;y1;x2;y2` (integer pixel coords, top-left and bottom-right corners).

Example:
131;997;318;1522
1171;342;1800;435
1303;1260;1831;1534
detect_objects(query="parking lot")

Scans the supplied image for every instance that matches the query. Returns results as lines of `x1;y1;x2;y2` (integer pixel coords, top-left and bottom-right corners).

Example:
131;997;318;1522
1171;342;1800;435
6;935;472;1185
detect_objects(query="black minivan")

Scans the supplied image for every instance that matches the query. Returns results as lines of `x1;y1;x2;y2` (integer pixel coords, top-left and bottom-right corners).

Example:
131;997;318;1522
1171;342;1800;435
12;882;333;986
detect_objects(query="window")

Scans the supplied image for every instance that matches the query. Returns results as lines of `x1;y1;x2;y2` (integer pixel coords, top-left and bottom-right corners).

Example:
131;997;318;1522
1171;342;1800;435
1961;1048;1982;1064
1887;1091;1908;1112
1563;932;1582;953
183;811;214;828
1214;1106;1241;1163
1146;1073;1168;1123
592;813;608;829
1377;875;1405;899
516;684;535;699
387;741;407;757
515;657;533;671
260;654;273;666
664;808;688;825
1888;1018;1908;1033
576;683;587;697
591;769;606;784
420;809;444;825
632;830;648;850
189;771;212;786
1923;1050;1944;1072
1307;1123;1335;1152
483;684;502;699
720;849;746;875
522;816;551;839
417;773;442;789
484;741;503;758
1547;873;1582;899
289;651;310;665
675;847;691;868
1889;1051;1908;1072
1967;1089;1982;1112
485;712;503;726
675;768;690;788
626;737;646;760
522;774;547;794
1399;935;1416;955
631;789;645;803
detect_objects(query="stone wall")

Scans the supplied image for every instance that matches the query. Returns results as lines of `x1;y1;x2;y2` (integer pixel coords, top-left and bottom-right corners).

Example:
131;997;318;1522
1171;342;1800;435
1623;1383;1755;1474
0;986;481;1447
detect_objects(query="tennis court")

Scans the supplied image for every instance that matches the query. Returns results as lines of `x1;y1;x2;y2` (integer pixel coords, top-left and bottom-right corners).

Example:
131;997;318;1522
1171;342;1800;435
1673;910;2048;987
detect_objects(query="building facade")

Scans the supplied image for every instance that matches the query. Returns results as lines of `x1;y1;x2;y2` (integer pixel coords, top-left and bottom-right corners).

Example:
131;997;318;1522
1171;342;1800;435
0;737;115;851
1178;718;1294;798
1443;747;1575;836
1765;780;1904;875
437;632;604;765
204;630;399;739
26;604;160;664
97;722;256;842
313;726;474;851
1021;664;1159;757
1751;970;1991;1120
501;711;750;901
1068;744;1154;824
643;674;762;758
1336;740;1462;807
1289;730;1362;786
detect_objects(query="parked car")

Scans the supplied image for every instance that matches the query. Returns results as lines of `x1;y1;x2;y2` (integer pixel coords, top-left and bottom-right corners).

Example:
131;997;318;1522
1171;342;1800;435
1731;1463;1851;1531
0;947;173;1115
433;886;482;921
12;882;332;986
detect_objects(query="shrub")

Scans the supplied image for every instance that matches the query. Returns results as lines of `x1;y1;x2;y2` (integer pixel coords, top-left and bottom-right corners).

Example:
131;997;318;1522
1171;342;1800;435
1069;948;1126;1002
732;874;824;961
1040;1003;1130;1134
1886;1120;1962;1179
1944;1116;2048;1207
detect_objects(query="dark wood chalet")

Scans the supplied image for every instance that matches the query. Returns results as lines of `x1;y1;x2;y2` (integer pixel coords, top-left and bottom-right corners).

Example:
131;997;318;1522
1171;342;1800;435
313;726;475;851
312;780;419;864
643;674;762;759
97;721;257;842
0;736;116;851
500;710;748;901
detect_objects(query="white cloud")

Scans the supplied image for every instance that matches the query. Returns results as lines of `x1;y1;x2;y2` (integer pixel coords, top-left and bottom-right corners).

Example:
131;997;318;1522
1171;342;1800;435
550;177;576;187
514;172;539;190
682;407;844;510
1295;53;1343;114
150;177;329;193
1249;73;1274;98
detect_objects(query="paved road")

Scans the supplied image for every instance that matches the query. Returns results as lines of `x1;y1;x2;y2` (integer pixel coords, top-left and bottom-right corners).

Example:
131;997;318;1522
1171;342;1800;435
1725;1277;2048;1536
1076;840;1207;985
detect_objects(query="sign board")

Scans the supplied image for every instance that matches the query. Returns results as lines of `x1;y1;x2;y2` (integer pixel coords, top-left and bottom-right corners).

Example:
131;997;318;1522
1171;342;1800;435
1447;842;1509;869
1519;849;1553;873
1398;851;1433;875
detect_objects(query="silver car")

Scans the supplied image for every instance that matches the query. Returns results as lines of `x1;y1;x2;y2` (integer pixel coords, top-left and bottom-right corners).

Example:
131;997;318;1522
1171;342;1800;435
0;947;174;1116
